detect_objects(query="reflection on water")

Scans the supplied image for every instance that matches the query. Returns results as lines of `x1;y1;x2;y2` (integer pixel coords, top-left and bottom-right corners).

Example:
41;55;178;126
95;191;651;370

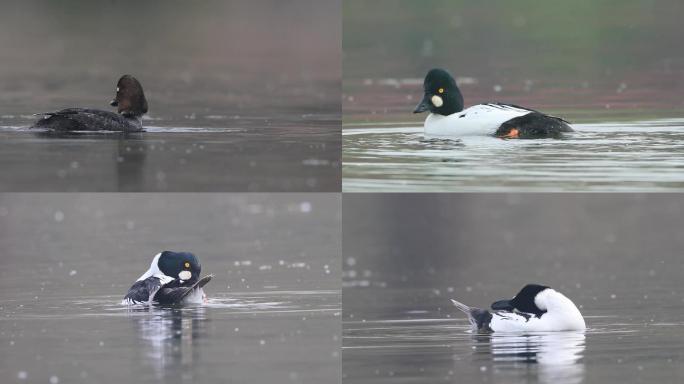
343;119;684;191
0;0;341;192
342;195;684;383
0;194;341;383
0;126;340;191
128;306;208;383
481;332;586;384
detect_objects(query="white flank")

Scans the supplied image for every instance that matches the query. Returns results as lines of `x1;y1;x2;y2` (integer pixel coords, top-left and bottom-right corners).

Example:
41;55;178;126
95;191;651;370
424;104;532;137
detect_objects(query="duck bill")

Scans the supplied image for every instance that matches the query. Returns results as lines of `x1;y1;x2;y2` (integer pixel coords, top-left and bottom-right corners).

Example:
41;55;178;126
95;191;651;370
491;299;515;311
413;95;430;113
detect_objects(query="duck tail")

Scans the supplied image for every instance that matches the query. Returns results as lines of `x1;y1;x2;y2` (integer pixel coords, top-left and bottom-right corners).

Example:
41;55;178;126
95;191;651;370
450;299;493;332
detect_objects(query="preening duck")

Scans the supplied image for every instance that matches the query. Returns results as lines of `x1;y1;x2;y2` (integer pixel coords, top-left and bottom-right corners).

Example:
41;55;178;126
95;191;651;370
123;251;212;305
450;284;586;332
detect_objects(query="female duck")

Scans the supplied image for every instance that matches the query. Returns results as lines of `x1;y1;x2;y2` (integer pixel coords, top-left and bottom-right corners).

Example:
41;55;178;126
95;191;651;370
32;75;148;132
413;69;572;139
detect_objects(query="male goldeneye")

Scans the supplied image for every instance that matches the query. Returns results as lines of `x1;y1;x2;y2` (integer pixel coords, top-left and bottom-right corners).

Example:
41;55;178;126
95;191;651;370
122;251;212;305
450;284;585;332
32;74;148;132
413;69;573;138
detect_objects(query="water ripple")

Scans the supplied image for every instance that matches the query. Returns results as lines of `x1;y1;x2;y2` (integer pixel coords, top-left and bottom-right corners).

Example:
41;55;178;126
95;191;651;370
343;119;684;191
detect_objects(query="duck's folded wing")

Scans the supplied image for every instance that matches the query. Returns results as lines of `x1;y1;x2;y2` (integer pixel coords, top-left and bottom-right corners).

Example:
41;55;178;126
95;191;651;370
490;310;544;332
488;102;571;124
33;108;138;131
155;275;213;305
123;277;162;305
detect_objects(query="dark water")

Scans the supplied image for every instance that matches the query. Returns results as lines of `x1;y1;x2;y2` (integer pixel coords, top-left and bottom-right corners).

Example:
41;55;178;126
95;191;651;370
342;194;684;384
0;0;341;192
343;1;684;192
0;194;341;384
0;125;339;192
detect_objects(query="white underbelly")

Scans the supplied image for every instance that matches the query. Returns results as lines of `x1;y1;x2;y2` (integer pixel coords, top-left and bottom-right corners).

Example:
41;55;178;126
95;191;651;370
182;288;206;304
424;104;531;138
491;313;585;333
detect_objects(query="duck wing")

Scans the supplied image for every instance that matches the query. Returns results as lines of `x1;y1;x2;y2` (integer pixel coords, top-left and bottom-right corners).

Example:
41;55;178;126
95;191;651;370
123;276;163;305
487;102;571;124
154;275;213;305
32;108;142;132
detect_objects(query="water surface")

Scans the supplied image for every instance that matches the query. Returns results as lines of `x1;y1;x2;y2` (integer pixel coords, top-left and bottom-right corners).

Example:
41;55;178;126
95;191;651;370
343;289;684;384
343;119;684;192
342;194;684;384
0;194;341;384
0;1;341;192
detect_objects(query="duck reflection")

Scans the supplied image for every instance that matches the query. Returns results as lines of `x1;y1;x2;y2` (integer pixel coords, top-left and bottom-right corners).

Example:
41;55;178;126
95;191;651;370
30;130;149;191
473;331;585;384
115;135;147;191
128;305;208;383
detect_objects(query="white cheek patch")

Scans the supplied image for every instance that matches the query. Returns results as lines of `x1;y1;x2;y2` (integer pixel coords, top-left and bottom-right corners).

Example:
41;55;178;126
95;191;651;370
179;270;192;281
431;95;443;107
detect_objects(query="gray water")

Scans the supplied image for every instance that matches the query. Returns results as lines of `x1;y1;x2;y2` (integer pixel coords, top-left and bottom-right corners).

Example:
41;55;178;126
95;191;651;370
343;290;684;384
0;0;341;192
342;194;684;384
342;120;684;192
0;194;341;384
343;0;684;192
0;124;339;192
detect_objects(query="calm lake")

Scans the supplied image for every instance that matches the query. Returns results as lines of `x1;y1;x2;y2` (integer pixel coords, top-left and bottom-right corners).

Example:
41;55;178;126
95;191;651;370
343;120;684;192
0;194;341;384
342;194;684;384
343;1;684;192
0;1;341;192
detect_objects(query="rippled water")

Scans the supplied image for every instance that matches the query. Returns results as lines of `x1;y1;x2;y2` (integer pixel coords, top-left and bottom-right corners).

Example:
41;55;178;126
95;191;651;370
0;194;341;384
343;119;684;191
343;291;684;384
342;194;684;384
0;121;340;192
3;291;339;384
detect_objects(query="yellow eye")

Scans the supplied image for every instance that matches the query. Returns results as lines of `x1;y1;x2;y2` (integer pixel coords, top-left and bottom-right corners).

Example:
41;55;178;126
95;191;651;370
184;262;190;268
438;88;444;94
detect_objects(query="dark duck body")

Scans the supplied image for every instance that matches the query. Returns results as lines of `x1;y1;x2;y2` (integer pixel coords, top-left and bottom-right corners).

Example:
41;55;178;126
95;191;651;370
33;75;148;132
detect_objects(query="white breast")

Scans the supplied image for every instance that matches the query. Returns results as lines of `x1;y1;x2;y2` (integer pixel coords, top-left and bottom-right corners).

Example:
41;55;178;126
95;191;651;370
182;288;206;304
424;104;532;138
491;290;586;332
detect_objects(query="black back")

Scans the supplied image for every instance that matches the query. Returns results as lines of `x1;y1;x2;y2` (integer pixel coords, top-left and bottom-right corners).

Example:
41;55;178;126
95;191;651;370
155;275;213;305
495;111;573;139
492;284;549;317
